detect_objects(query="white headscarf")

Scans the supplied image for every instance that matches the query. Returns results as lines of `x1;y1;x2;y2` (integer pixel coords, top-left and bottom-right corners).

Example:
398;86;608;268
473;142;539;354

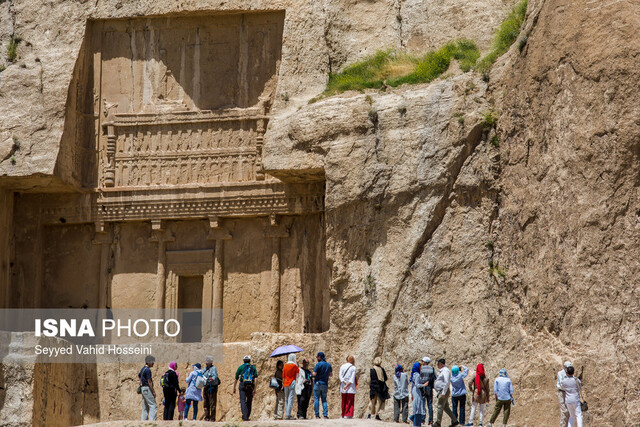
287;353;297;364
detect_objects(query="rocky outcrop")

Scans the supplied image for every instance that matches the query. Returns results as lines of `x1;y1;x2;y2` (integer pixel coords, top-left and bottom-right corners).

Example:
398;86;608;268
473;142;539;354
265;73;506;419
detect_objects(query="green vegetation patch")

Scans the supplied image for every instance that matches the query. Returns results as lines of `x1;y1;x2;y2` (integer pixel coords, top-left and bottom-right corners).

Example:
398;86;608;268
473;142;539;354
7;35;21;63
322;39;480;97
476;0;528;74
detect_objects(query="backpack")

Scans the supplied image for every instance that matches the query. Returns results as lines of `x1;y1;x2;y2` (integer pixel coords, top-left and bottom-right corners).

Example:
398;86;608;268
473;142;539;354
195;371;206;389
161;370;172;389
241;364;255;384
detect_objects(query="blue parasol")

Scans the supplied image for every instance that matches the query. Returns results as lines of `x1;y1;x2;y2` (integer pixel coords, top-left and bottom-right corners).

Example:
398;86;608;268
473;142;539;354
270;345;303;358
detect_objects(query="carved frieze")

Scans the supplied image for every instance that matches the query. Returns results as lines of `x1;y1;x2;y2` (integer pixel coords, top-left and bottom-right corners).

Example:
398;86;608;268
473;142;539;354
101;109;268;188
23;182;324;227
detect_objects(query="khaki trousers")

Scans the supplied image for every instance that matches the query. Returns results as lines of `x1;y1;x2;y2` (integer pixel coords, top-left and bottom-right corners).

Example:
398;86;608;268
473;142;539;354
558;390;573;427
436;388;458;424
369;395;385;415
490;399;511;425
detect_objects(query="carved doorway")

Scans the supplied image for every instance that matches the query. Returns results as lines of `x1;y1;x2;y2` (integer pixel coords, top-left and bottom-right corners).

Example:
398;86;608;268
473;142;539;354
178;275;204;343
165;249;218;341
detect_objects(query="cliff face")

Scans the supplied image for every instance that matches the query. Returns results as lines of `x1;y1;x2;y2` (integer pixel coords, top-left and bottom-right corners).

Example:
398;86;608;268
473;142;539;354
265;74;508;418
265;0;640;425
1;0;639;425
493;0;640;423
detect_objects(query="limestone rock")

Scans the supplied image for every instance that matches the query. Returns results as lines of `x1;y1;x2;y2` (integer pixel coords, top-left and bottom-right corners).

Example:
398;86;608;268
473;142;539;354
0;137;14;162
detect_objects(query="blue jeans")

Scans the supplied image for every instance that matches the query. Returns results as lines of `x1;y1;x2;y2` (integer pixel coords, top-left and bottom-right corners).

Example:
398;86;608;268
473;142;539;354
313;383;328;417
452;394;466;425
184;399;199;420
413;413;424;426
426;395;434;423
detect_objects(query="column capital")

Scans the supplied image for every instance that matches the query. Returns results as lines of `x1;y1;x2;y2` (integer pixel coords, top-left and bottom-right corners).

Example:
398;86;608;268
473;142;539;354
264;215;291;239
207;217;232;241
92;225;112;245
149;227;175;243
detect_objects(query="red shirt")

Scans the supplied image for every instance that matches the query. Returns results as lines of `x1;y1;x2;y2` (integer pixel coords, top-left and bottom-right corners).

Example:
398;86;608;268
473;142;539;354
283;363;300;387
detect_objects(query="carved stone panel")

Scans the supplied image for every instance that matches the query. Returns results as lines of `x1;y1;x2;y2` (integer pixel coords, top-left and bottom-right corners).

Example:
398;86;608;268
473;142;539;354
92;12;284;191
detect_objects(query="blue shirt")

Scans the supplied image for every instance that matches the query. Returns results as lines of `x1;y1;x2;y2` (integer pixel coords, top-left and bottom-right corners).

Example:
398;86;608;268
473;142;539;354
494;376;513;401
139;366;152;387
450;366;469;396
313;360;332;384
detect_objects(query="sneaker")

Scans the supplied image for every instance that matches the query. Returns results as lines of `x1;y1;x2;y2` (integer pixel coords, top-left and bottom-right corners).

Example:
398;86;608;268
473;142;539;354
464;424;473;427
324;416;330;420
376;415;382;420
315;415;321;419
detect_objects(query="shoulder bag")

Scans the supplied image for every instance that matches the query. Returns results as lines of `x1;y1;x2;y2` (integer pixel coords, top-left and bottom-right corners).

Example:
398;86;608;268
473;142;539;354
270;377;281;389
577;378;588;411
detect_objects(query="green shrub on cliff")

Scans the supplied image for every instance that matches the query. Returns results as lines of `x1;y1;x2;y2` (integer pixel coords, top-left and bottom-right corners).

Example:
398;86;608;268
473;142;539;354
322;39;480;96
476;0;528;74
7;35;21;63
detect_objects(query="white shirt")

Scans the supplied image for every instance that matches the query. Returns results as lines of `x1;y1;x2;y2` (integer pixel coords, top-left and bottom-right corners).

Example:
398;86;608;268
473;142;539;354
434;366;451;393
556;369;568;390
560;377;582;404
339;363;357;394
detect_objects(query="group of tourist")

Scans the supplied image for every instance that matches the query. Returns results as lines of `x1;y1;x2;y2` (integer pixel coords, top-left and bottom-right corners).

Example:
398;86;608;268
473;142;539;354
137;354;219;421
137;352;585;426
337;356;514;427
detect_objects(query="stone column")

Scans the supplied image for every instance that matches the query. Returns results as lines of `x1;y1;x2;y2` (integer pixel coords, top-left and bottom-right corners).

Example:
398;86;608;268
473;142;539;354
207;217;232;340
264;214;290;333
92;224;113;309
149;220;174;314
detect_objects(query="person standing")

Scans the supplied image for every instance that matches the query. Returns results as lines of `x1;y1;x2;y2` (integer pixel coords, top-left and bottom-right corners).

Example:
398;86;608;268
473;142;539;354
177;388;186;421
486;369;513;427
312;351;333;419
273;360;285;420
420;357;437;425
560;366;583;427
233;355;258;421
410;362;426;426
393;365;410;423
202;356;219;422
339;355;357;419
139;355;157;421
466;363;490;426
184;363;204;420
450;365;469;426
433;359;458;427
161;361;180;420
283;354;300;420
369;356;390;420
297;359;313;419
557;361;574;427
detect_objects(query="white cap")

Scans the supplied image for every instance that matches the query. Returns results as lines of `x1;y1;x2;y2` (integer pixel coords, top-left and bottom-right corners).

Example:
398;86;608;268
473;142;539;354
422;357;430;364
564;361;572;368
243;355;251;361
